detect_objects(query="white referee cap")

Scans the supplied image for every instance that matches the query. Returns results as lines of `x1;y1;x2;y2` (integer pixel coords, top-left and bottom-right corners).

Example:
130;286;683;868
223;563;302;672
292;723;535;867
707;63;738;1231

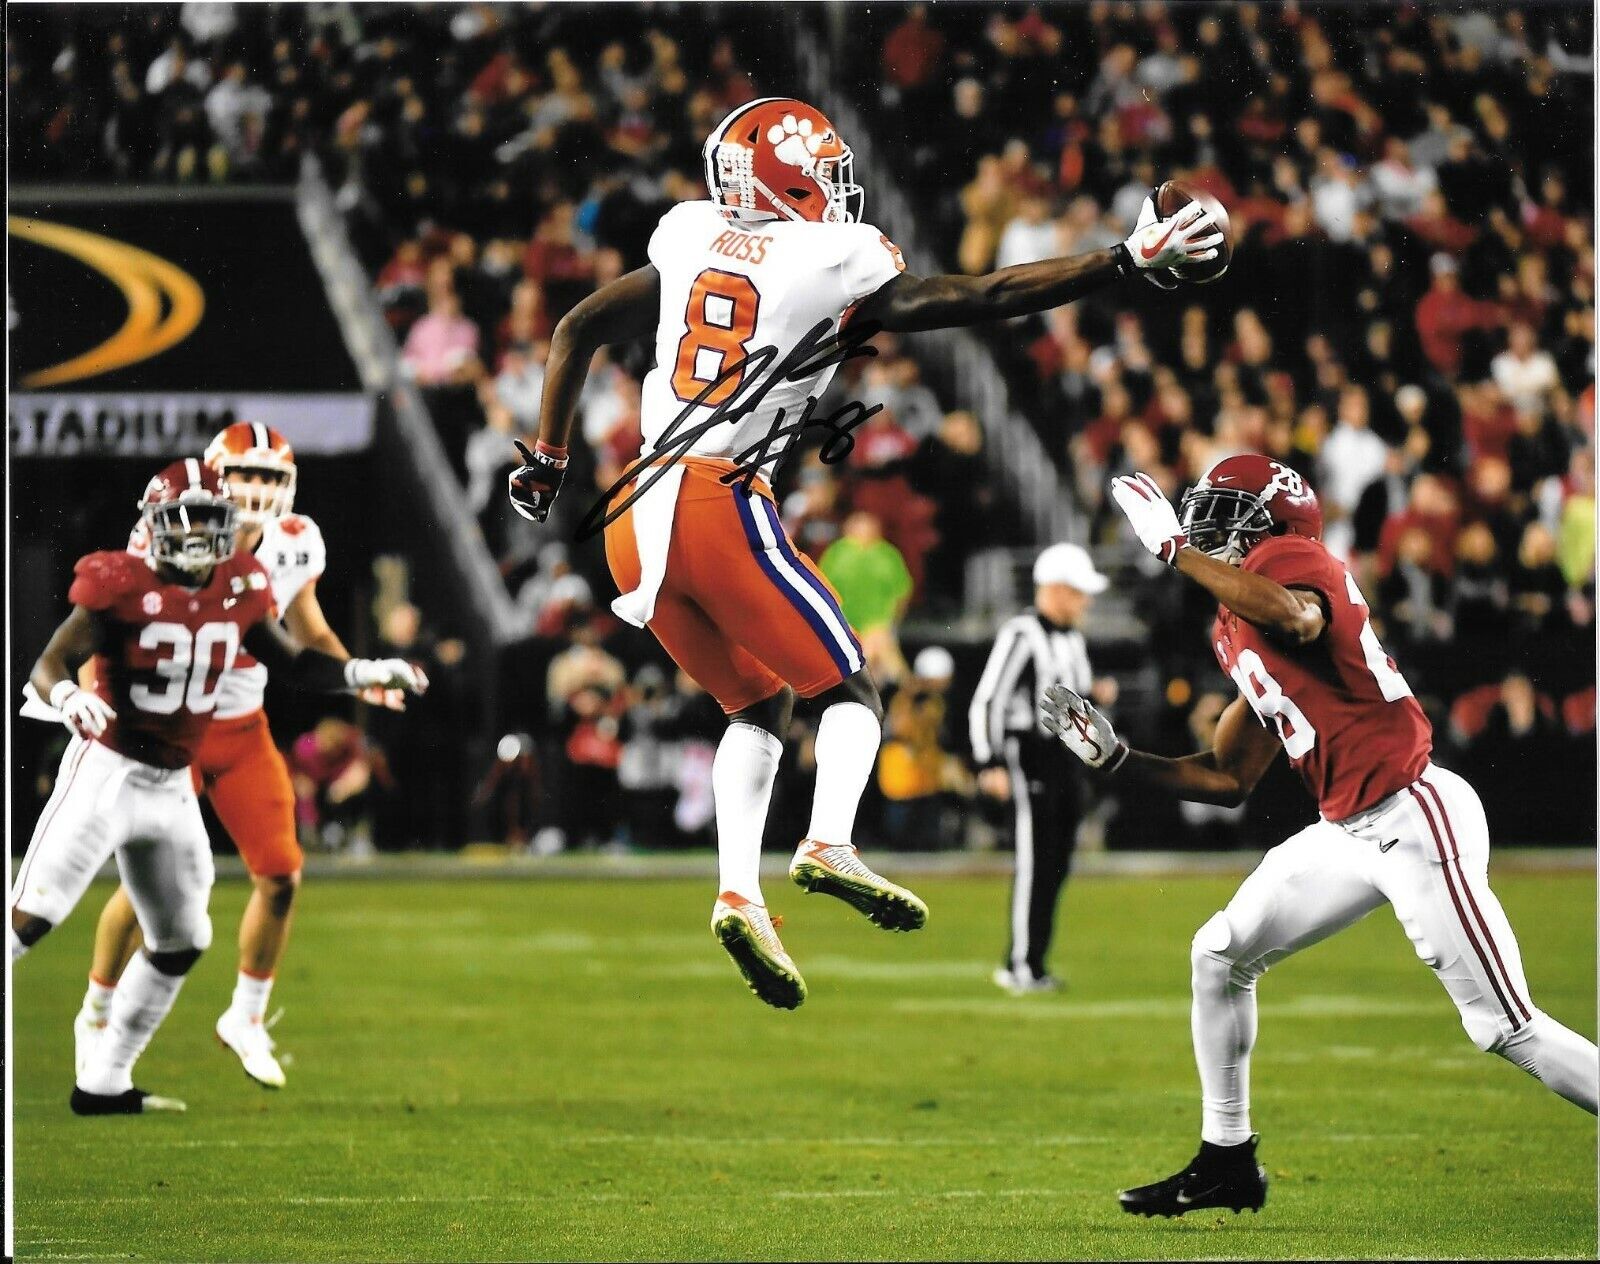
1032;542;1109;594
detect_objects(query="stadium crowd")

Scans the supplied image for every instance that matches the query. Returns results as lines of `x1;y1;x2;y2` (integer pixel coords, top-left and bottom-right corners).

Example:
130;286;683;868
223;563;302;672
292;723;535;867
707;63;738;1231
10;2;1594;847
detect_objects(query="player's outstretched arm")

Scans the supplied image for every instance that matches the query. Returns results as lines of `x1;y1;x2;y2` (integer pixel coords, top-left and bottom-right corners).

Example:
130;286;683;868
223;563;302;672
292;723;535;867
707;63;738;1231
1041;685;1279;808
242;621;427;698
1109;472;1325;645
854;203;1220;333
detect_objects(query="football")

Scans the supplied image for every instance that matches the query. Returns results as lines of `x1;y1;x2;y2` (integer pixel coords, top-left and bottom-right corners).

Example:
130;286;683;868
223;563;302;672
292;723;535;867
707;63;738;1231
1155;178;1233;284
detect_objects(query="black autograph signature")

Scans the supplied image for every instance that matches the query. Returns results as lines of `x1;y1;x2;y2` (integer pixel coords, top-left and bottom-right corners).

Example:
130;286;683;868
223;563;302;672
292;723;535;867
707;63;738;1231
573;316;885;542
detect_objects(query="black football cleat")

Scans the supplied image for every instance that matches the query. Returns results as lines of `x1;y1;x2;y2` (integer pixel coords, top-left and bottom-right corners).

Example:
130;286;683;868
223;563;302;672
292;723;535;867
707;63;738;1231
1119;1134;1267;1217
70;1086;186;1116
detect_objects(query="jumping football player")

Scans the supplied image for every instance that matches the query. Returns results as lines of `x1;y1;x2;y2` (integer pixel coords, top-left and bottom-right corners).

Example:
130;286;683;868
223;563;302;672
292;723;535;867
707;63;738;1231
1039;455;1598;1216
11;459;426;1114
72;423;392;1090
508;97;1221;1007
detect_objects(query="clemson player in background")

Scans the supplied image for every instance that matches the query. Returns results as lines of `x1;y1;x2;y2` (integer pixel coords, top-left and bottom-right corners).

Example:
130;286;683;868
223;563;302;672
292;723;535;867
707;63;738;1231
75;424;397;1088
508;97;1221;1007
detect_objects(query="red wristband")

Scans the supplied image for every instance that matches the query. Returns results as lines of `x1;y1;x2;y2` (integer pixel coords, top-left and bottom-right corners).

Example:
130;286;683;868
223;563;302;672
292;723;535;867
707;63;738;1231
535;440;568;462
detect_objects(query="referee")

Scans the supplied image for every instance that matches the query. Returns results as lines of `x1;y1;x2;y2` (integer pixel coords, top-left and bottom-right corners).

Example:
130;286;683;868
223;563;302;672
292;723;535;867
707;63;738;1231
969;543;1110;994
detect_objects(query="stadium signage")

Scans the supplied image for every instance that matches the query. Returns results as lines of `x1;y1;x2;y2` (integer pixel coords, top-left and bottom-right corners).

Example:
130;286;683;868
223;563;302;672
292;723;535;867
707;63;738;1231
9;393;375;456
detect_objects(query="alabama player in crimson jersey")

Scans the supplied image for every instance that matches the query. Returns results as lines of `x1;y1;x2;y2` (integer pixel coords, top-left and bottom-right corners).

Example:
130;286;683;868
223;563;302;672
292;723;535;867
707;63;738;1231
74;423;391;1090
1041;454;1598;1217
11;460;425;1115
507;97;1222;1008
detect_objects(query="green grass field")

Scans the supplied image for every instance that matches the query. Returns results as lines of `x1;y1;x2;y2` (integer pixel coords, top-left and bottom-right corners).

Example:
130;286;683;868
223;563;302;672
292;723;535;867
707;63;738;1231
11;869;1597;1262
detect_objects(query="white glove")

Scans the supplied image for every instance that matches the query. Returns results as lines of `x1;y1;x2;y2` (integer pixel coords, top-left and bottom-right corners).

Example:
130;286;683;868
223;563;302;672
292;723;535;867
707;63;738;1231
1123;200;1222;275
1110;471;1189;565
1131;196;1179;289
50;680;116;739
344;658;430;695
1040;683;1128;771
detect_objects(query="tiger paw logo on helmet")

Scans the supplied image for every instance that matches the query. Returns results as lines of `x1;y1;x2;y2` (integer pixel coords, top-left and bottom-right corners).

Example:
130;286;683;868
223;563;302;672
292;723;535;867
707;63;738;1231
767;115;830;169
703;97;864;225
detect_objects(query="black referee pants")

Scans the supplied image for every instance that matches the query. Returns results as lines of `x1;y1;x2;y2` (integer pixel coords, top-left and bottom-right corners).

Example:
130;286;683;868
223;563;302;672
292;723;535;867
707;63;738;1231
1000;734;1081;978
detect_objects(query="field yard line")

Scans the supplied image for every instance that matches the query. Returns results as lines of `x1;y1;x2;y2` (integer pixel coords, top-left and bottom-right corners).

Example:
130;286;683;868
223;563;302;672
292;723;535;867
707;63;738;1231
892;995;1434;1019
22;1188;1083;1208
36;847;1591;886
25;1130;1433;1152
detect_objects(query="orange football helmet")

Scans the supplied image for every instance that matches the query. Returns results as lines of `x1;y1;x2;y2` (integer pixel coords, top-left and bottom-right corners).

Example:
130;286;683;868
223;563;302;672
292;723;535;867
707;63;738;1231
204;421;296;524
702;97;863;225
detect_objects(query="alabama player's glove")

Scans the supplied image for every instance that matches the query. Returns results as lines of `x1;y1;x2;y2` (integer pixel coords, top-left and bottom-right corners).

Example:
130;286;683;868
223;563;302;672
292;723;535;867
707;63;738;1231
1129;195;1179;290
50;680;116;740
344;658;430;696
1118;201;1221;279
1110;472;1189;565
1040;683;1128;772
508;439;568;524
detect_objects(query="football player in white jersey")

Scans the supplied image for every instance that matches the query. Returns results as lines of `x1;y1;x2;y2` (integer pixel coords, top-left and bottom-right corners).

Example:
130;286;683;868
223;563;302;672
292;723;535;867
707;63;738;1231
509;97;1219;1007
75;423;394;1087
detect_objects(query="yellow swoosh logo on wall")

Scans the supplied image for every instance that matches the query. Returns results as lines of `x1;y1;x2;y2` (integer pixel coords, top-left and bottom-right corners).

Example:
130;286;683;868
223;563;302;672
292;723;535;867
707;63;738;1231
9;216;205;388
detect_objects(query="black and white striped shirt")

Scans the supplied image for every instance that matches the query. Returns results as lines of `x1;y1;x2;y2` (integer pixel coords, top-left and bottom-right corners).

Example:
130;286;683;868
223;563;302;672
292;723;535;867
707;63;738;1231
968;610;1094;766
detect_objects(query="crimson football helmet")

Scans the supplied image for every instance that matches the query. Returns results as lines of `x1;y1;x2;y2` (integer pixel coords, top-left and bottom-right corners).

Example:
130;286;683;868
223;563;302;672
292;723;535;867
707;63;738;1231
703;97;863;225
205;421;296;524
139;458;238;575
1178;453;1324;563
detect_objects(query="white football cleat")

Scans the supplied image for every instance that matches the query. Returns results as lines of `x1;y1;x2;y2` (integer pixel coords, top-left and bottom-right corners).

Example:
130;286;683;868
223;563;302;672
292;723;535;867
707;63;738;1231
789;839;928;932
215;1008;286;1089
711;892;807;1010
993;966;1063;996
74;1010;107;1081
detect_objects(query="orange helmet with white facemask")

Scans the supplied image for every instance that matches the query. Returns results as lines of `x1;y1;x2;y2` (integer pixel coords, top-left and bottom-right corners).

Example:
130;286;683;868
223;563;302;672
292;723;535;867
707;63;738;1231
204;422;297;525
702;97;864;225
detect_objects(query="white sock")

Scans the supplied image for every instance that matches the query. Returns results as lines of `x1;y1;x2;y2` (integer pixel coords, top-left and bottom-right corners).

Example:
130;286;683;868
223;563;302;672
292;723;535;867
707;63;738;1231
79;951;186;1095
713;723;782;903
1191;944;1258;1146
806;702;881;846
81;975;117;1022
230;971;274;1022
9;926;29;962
1497;1013;1600;1114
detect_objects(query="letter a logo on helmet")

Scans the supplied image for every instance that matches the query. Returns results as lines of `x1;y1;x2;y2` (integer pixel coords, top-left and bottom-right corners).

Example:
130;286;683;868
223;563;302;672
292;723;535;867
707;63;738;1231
703;98;864;225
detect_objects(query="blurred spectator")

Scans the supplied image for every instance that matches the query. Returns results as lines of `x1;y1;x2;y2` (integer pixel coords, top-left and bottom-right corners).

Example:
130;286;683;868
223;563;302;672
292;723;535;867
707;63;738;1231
878;646;971;850
471;733;544;851
820;511;913;684
403;276;483;387
1492;323;1561;416
1415;253;1505;378
290;718;385;854
1319;385;1389;557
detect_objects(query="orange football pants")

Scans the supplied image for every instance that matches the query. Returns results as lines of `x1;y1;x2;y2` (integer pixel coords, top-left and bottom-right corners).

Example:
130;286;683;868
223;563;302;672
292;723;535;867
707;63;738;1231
605;459;865;714
190;709;302;878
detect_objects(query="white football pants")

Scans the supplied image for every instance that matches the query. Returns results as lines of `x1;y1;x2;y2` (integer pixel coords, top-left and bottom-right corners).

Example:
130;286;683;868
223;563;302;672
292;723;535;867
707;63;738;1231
1191;761;1597;1144
13;736;214;954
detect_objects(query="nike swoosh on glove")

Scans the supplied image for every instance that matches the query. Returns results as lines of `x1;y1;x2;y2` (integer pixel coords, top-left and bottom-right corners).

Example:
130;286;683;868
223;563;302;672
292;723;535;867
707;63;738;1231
1131;194;1178;289
1110;472;1188;564
1123;202;1223;273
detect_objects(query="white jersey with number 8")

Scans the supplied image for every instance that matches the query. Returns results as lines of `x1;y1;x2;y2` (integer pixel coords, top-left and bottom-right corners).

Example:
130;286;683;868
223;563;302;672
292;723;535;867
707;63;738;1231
639;200;906;477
